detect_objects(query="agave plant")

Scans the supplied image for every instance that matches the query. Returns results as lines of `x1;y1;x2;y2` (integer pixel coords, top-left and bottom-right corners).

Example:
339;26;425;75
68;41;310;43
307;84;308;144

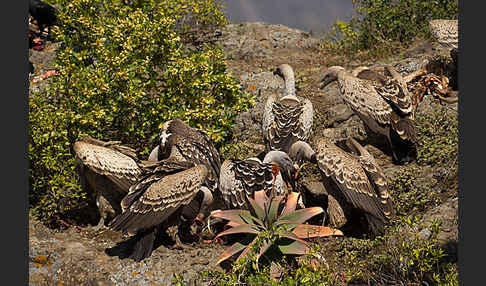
211;191;343;265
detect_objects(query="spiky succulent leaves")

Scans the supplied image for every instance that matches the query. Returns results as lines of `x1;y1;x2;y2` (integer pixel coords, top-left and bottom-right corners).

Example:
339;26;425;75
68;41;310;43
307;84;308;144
277;239;310;256
235;236;259;262
292;224;344;239
214;224;259;240
215;236;255;265
281;191;300;216
267;195;285;226
246;196;265;221
278;206;324;224
213;191;343;265
211;209;261;227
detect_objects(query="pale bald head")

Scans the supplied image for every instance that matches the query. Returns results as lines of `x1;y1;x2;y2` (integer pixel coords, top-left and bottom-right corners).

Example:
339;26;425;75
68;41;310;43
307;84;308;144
288;141;316;165
273;64;295;80
263;150;297;190
320;66;345;89
273;64;296;98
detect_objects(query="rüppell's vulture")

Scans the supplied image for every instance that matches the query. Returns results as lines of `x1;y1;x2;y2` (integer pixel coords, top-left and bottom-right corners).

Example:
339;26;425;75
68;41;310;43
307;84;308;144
263;64;313;154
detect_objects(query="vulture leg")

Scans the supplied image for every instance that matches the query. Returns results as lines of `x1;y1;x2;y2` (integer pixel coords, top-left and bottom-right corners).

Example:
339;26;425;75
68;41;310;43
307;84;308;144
389;129;417;165
386;134;400;164
129;228;157;262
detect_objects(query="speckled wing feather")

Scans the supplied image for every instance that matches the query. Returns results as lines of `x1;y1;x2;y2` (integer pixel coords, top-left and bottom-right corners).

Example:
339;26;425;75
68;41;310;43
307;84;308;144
219;159;284;209
161;120;221;187
263;93;277;151
338;73;416;143
300;98;314;141
164;134;219;194
264;99;312;153
314;137;390;222
429;19;458;49
109;164;208;234
338;74;393;127
73;137;143;192
347;139;394;219
122;159;197;210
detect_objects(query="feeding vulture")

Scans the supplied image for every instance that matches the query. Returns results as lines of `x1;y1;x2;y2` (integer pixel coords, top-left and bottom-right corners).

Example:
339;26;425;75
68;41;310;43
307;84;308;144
288;138;394;236
320;65;417;164
219;150;298;210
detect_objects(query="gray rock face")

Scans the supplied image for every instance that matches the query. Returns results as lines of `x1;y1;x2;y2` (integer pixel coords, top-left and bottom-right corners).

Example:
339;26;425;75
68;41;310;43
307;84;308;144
218;22;320;60
419;196;458;258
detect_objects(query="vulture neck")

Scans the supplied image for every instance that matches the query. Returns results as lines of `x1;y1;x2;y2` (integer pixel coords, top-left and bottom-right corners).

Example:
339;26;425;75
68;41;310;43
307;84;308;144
281;72;298;102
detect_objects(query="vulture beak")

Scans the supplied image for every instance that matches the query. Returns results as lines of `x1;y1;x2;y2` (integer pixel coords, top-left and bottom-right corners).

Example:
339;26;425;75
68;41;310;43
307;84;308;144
294;163;301;180
320;76;333;89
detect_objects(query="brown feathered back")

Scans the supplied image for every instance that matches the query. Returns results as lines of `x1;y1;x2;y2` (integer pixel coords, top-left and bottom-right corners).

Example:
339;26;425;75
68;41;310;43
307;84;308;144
109;163;208;234
314;137;393;225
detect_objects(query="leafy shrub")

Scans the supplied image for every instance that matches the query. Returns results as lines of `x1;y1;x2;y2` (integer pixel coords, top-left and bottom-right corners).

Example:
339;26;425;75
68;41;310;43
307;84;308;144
416;106;458;166
323;0;458;57
387;166;441;216
29;0;255;222
365;218;457;285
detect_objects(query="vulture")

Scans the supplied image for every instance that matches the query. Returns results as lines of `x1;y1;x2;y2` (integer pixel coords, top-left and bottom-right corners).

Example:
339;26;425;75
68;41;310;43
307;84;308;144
288;138;394;236
108;159;210;261
428;19;458;51
148;119;221;197
73;136;143;230
320;65;417;164
219;151;297;210
263;64;313;154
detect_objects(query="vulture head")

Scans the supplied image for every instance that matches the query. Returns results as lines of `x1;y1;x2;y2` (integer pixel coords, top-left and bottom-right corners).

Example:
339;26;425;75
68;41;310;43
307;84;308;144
273;64;294;80
263;150;298;191
320;66;345;89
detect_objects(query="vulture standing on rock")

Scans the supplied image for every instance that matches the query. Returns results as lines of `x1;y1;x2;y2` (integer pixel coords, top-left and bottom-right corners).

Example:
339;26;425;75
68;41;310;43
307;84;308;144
219;151;298;210
108;159;210;261
320;65;418;164
73;136;144;230
263;64;313;154
288;138;394;236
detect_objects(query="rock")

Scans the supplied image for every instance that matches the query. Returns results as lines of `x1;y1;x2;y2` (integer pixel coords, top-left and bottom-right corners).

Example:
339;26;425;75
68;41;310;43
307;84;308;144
318;115;367;143
419;197;458;258
301;179;328;197
323;103;354;127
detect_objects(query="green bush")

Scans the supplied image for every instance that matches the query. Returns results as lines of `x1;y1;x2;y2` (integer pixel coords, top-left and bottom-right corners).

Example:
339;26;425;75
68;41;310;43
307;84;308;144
29;0;255;222
416;106;458;166
323;0;458;57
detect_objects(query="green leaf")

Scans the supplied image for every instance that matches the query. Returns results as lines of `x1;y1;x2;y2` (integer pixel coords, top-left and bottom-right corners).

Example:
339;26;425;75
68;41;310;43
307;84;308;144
267;195;285;225
235;236;259;262
278;207;323;224
211;209;254;225
291;224;343;239
215;241;250;265
277;239;310;256
247;196;265;221
215;224;259;239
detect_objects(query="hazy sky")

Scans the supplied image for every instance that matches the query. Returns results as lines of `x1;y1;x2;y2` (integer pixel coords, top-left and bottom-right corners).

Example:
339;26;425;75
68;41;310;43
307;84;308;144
223;0;355;36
